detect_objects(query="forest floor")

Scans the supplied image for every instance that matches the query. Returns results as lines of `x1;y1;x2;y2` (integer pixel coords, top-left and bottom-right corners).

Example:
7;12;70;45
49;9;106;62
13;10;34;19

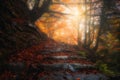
0;39;107;80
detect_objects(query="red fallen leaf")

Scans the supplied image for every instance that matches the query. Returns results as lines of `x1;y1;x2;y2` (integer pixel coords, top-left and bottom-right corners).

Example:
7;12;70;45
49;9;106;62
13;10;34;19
38;72;45;77
18;57;22;62
76;78;81;80
37;55;43;61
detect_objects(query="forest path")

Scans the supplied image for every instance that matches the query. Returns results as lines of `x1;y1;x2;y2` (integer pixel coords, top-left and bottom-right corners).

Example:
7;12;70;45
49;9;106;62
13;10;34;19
0;39;106;80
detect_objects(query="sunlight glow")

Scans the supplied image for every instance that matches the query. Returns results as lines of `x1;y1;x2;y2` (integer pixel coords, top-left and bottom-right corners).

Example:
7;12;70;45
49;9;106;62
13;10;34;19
35;0;86;45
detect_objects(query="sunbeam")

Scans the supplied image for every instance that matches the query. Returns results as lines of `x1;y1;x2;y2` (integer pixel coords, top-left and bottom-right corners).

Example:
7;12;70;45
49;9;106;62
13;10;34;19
35;0;86;45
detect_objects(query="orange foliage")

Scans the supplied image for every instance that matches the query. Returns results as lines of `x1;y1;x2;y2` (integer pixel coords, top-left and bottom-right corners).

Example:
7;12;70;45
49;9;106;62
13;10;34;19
61;0;72;3
50;4;65;12
35;20;48;34
35;0;86;45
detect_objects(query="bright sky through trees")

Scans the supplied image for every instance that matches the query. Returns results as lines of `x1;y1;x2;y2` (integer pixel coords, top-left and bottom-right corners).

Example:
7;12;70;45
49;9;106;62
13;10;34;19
35;0;87;45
